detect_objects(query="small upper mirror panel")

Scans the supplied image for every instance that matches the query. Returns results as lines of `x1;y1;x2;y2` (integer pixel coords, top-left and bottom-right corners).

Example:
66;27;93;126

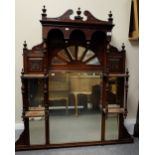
28;79;44;109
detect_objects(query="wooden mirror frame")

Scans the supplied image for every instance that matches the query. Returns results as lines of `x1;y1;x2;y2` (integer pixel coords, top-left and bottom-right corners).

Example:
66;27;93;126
16;6;133;151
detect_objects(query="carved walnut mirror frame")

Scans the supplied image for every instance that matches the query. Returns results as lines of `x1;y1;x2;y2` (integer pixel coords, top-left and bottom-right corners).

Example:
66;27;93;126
16;6;133;151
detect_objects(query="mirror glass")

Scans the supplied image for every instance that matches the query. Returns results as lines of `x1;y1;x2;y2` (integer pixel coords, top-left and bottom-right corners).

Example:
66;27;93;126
29;117;45;145
67;46;76;60
49;71;102;144
105;114;119;140
51;46;101;66
86;57;100;65
107;77;124;109
77;46;85;59
57;49;70;62
108;77;119;108
82;50;95;62
28;79;44;109
51;56;66;65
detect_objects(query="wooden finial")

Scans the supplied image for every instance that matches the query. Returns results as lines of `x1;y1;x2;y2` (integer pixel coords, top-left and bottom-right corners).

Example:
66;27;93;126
106;44;110;53
23;40;27;50
21;68;24;75
126;68;129;78
42;5;47;18
77;8;81;16
124;68;129;118
121;43;125;51
108;11;113;22
75;8;83;20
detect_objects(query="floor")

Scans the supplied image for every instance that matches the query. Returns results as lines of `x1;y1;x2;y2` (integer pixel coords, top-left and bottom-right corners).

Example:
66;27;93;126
15;138;139;155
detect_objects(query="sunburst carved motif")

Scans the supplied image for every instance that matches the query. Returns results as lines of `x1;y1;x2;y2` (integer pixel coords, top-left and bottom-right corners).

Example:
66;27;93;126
51;46;100;65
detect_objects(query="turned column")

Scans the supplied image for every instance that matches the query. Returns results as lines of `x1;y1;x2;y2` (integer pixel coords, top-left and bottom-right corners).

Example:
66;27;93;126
43;72;49;144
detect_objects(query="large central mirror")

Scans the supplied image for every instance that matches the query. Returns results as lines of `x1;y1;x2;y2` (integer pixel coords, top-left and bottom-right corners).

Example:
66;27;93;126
49;71;102;143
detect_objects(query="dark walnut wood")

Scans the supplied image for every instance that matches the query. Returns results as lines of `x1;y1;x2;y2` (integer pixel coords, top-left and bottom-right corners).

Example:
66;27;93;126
16;6;133;151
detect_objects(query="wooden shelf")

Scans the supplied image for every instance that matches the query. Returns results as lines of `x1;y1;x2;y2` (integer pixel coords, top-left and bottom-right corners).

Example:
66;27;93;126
22;74;48;78
25;110;45;117
103;73;128;77
103;107;124;114
29;107;45;111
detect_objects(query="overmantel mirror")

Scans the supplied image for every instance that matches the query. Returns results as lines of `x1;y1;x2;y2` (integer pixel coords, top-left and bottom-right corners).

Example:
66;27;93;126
16;6;133;151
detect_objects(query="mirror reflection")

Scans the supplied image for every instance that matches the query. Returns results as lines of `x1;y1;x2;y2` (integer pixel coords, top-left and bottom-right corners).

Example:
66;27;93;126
27;74;122;144
49;71;102;143
28;79;44;109
29;117;45;145
51;46;101;65
108;77;121;109
107;77;125;111
105;114;119;140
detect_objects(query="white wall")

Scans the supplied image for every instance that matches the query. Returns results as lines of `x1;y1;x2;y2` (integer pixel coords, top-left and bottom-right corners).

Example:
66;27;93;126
15;0;139;133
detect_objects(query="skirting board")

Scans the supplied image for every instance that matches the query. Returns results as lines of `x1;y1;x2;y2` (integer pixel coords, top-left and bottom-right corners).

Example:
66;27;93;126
15;123;24;142
15;118;136;142
124;119;136;135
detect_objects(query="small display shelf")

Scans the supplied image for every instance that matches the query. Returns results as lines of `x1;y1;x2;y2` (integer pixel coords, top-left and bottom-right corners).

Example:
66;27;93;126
103;105;124;114
103;73;128;77
103;108;124;114
22;74;46;79
29;107;45;111
25;110;45;117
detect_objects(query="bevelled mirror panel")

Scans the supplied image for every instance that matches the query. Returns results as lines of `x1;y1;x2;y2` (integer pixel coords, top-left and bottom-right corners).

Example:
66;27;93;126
105;114;119;140
49;71;102;144
29;117;45;145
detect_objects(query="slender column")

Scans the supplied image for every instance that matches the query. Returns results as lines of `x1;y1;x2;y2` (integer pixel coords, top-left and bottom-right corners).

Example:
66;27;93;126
119;114;124;139
101;72;105;140
44;73;49;144
101;70;109;141
119;69;129;139
105;69;110;115
124;69;129;118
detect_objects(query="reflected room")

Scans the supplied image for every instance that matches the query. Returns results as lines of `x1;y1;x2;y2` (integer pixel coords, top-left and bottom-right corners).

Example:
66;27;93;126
49;71;102;144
